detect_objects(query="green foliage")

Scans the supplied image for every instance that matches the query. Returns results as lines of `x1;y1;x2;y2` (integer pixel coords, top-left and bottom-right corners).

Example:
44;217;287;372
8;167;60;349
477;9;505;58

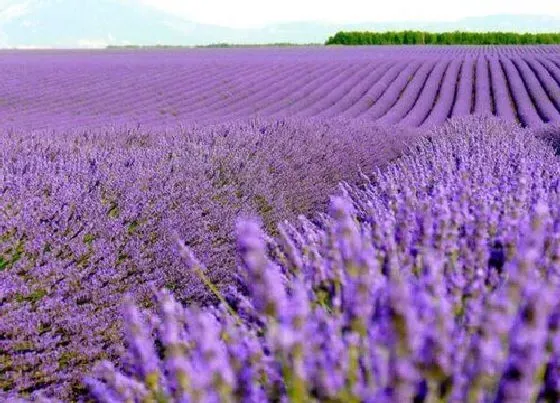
107;202;119;219
127;220;140;235
325;31;560;45
0;240;25;271
82;233;96;245
14;289;48;304
0;256;8;271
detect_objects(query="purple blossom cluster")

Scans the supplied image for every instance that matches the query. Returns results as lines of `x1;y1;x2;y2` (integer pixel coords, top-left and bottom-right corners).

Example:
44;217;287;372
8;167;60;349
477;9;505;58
0;118;415;400
81;117;560;402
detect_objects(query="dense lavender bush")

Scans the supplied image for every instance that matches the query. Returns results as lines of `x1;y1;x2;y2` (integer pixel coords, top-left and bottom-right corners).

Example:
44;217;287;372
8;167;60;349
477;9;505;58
534;124;560;154
83;117;560;402
0;118;416;400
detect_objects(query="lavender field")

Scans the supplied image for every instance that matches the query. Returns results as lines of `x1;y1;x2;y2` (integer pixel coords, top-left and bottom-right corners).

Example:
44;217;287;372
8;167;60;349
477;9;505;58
2;46;560;402
2;46;560;130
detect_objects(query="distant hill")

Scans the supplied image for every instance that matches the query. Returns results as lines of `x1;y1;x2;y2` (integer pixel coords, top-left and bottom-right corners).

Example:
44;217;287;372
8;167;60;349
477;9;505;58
0;1;558;48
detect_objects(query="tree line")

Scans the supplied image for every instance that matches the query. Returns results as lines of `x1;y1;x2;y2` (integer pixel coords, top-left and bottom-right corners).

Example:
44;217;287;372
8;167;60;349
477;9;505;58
326;31;560;45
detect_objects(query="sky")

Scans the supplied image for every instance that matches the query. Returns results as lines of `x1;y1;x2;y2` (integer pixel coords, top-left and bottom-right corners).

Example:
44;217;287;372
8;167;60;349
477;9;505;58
0;0;558;48
137;0;560;28
1;0;560;28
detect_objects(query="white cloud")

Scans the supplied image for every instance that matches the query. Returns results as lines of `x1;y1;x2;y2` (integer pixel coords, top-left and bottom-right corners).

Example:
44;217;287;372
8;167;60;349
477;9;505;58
0;1;33;48
76;33;124;48
0;1;32;23
76;38;108;48
10;43;50;49
135;0;560;28
162;20;195;34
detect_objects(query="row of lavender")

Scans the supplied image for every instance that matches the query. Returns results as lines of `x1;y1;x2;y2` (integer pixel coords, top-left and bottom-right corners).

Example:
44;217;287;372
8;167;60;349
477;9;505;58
1;48;560;130
7;117;560;401
0;118;417;400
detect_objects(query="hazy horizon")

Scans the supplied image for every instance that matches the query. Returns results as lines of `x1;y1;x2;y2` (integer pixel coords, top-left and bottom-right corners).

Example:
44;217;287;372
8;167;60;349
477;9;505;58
0;0;559;48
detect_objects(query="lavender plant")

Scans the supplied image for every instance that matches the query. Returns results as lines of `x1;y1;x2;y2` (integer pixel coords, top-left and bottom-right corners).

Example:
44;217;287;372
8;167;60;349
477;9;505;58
0;117;416;400
84;117;560;402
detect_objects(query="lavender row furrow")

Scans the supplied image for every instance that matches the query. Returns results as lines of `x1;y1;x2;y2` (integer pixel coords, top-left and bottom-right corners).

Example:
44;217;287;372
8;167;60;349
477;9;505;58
529;58;560;110
358;60;424;119
272;63;367;117
339;61;409;118
315;61;394;116
488;56;518;122
512;57;560;124
474;57;493;115
241;63;349;117
501;57;544;127
295;63;380;117
421;58;463;127
451;56;475;116
189;63;326;121
399;60;451;127
376;60;438;125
